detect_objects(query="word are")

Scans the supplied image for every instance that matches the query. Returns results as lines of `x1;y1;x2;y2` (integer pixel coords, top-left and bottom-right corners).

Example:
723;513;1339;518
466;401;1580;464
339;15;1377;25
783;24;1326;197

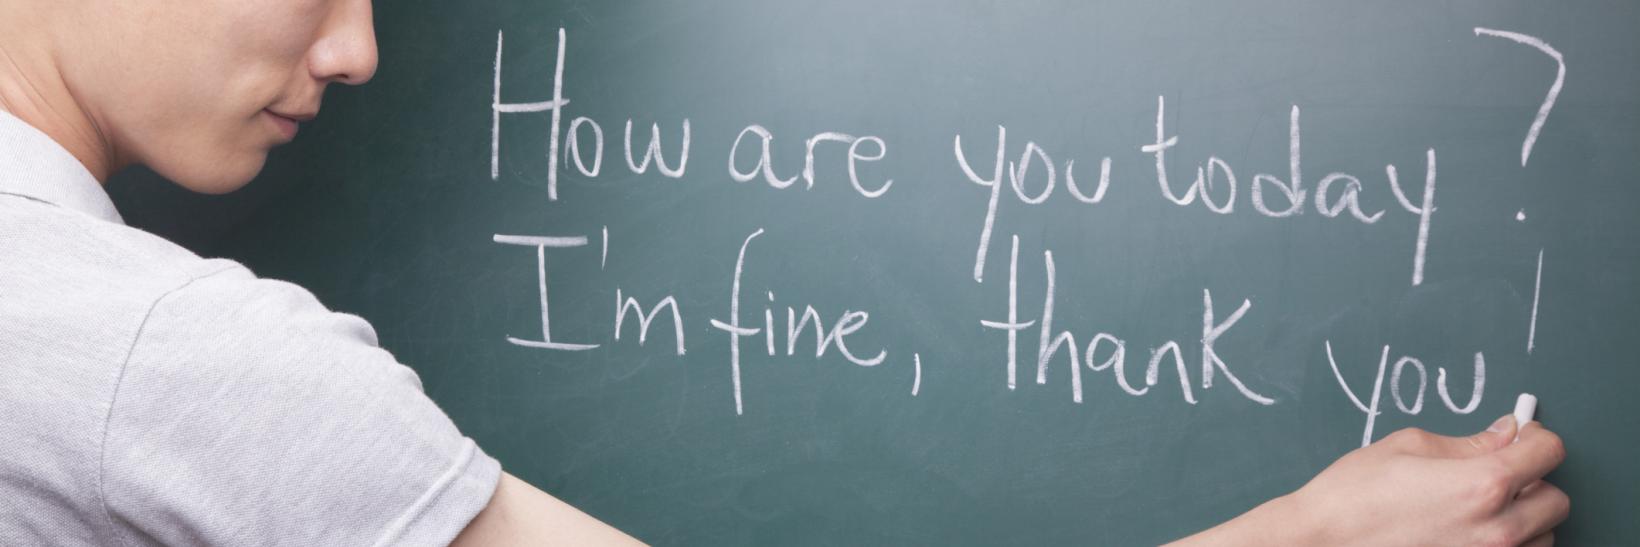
728;126;893;197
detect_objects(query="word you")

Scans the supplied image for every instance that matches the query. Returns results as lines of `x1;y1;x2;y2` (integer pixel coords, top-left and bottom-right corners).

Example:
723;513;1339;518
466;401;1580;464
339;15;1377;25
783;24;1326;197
1325;341;1485;447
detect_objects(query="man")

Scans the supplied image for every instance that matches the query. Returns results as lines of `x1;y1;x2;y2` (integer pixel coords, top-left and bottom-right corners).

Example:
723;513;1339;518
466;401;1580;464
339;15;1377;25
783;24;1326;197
0;0;1567;545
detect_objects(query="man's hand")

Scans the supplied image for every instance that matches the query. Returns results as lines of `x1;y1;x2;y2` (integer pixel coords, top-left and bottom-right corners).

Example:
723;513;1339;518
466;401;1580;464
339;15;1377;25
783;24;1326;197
1170;415;1569;546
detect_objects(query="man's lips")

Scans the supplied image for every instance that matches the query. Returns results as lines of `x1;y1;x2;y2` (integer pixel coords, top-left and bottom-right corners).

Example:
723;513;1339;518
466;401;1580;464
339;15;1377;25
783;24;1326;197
264;109;314;140
268;109;317;123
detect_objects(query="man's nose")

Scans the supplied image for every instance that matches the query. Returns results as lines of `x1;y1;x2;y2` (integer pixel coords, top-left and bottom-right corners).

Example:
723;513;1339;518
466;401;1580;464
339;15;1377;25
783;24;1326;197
309;0;378;86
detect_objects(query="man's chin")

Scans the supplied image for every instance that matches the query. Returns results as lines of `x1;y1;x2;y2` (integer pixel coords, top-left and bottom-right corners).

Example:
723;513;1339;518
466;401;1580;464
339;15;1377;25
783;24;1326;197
159;154;266;195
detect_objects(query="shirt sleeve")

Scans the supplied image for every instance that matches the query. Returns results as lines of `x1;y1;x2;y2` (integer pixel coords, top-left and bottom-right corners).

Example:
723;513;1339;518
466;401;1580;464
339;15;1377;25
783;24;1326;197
100;265;501;547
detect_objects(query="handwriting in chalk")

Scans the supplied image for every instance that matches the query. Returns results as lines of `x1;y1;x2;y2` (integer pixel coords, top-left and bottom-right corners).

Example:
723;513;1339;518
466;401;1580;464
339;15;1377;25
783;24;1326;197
1472;28;1564;356
477;25;1567;435
1473;28;1565;168
1326;341;1485;447
955;127;1111;282
981;234;1275;406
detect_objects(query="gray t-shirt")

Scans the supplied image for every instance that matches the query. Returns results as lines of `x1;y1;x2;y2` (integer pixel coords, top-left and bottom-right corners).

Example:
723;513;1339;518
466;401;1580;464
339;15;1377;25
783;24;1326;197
0;109;501;546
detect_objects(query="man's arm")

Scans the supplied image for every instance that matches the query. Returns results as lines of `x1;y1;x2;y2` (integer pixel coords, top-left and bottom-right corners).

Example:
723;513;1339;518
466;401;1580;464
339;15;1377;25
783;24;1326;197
452;472;645;547
1168;416;1569;547
454;416;1566;546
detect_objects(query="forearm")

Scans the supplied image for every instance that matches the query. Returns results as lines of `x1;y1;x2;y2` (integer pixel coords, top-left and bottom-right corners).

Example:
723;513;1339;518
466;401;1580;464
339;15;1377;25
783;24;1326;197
451;472;645;547
1168;418;1568;547
1165;493;1321;547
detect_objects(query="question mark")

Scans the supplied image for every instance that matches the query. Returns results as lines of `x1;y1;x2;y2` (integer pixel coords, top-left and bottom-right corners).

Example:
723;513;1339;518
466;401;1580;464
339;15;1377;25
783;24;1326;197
1473;27;1564;355
1473;28;1565;168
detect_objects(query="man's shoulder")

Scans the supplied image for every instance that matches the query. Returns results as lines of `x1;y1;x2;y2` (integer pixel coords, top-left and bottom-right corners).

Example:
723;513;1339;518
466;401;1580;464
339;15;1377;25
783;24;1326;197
0;193;241;296
0;193;246;337
0;198;497;547
0;193;257;542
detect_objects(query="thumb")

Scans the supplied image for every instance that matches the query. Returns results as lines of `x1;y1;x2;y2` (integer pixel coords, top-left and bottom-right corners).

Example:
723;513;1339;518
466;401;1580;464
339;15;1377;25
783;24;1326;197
1462;414;1518;455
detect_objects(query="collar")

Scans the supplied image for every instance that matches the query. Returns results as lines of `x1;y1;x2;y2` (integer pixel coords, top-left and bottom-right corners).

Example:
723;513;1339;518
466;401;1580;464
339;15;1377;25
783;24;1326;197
0;108;123;224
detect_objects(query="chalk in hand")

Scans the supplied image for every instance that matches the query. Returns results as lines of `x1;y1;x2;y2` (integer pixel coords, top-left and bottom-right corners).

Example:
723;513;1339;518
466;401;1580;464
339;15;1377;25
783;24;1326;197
1513;393;1537;443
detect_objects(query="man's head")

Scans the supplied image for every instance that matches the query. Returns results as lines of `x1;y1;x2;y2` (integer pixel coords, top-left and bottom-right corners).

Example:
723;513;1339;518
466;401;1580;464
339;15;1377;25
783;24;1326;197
0;0;377;193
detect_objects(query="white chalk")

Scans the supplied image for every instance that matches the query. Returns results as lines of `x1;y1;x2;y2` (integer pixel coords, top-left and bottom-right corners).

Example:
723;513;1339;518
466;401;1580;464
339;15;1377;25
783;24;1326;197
1513;393;1538;442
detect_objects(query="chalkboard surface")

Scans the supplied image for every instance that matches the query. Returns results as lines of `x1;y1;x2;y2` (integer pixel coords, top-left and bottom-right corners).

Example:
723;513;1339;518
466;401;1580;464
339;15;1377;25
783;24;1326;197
110;1;1639;544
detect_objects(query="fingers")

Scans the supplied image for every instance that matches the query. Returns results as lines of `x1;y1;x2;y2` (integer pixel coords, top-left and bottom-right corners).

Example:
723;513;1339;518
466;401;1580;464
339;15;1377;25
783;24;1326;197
1500;480;1569;545
1379;415;1515;458
1474;415;1519;453
1491;422;1567;493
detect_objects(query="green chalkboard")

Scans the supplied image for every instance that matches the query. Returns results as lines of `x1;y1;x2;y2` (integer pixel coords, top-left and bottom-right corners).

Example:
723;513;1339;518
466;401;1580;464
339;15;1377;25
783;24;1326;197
111;0;1640;544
